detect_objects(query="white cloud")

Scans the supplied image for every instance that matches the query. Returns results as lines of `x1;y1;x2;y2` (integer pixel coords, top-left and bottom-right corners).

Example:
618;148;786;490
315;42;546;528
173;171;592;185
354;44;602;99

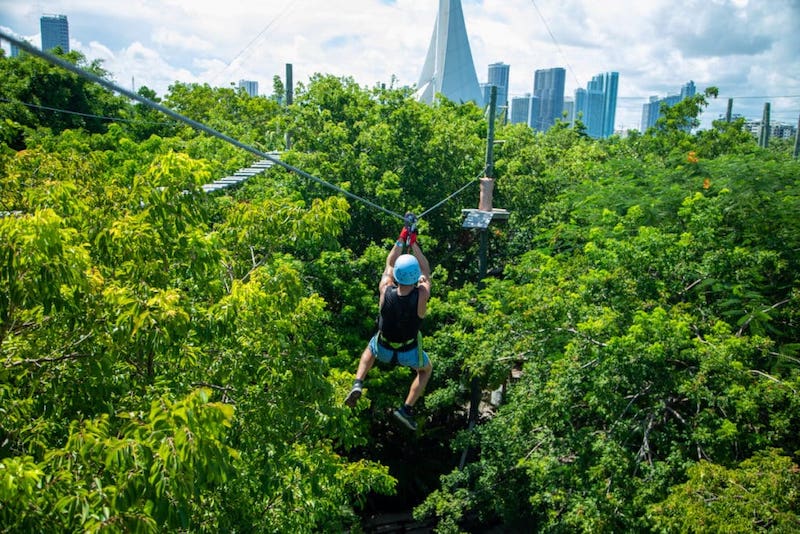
151;28;213;52
1;0;797;130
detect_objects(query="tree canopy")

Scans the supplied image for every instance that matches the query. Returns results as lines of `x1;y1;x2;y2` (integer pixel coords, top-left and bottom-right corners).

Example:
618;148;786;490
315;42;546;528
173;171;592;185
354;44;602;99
1;51;798;533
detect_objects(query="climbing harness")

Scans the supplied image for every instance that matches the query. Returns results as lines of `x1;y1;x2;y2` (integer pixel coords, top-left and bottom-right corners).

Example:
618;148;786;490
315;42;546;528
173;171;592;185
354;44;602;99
377;331;424;368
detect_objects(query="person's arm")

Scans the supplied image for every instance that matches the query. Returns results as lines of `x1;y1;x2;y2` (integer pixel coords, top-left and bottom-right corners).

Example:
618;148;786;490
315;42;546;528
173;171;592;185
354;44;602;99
378;239;404;306
410;242;431;318
409;242;430;279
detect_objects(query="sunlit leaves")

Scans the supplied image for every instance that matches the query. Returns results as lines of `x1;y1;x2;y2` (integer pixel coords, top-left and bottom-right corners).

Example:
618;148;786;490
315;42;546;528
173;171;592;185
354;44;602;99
417;99;800;531
1;389;237;532
649;449;800;532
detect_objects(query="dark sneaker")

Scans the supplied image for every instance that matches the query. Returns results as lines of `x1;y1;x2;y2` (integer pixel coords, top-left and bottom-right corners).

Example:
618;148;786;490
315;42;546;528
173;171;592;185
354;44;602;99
393;406;417;431
344;384;362;408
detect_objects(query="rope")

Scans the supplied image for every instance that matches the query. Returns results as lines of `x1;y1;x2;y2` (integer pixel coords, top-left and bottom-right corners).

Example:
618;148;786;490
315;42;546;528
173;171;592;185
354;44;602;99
0;29;482;224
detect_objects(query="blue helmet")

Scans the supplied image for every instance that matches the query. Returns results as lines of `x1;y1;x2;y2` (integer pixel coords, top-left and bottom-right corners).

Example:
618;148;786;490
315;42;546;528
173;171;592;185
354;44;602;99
393;254;421;285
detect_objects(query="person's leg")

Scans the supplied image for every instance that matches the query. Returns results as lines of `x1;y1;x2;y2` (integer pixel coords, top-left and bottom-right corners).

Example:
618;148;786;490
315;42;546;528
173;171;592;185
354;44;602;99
393;359;432;430
404;360;432;407
345;344;376;407
354;344;376;381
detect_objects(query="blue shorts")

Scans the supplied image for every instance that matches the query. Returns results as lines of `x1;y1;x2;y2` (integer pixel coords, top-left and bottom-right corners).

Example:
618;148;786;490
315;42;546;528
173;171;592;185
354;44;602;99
369;333;430;369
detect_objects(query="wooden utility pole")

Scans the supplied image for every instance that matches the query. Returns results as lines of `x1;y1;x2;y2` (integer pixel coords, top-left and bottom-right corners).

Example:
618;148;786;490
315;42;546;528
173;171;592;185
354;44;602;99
459;86;509;470
794;114;800;159
725;98;733;123
285;63;293;150
478;86;497;284
759;102;771;148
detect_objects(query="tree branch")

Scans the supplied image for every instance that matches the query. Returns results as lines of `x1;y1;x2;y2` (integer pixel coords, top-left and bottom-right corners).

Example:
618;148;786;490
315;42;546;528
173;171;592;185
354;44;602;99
4;351;91;368
3;332;94;369
556;327;607;347
749;369;797;394
192;382;237;403
737;298;791;336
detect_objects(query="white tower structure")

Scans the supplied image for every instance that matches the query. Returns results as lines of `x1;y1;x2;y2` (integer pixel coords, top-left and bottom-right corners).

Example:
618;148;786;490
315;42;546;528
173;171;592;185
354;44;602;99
415;0;482;105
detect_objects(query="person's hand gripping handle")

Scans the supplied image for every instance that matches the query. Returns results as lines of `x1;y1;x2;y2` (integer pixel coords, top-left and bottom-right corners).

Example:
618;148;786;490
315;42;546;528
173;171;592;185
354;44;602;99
398;213;418;248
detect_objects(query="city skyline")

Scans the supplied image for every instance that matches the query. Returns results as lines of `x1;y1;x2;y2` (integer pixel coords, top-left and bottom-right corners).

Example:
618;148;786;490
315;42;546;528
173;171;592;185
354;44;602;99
1;1;798;131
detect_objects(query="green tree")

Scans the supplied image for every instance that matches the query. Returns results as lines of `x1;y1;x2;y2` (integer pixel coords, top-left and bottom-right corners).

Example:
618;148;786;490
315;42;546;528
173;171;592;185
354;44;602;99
0;50;128;149
649;449;800;532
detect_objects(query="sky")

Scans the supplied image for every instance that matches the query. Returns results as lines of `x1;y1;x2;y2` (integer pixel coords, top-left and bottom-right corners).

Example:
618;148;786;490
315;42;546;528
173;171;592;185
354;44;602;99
1;0;799;132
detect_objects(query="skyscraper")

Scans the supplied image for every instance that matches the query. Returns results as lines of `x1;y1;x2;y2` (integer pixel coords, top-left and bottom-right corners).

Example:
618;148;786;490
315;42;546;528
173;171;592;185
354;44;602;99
238;79;259;97
487;62;510;115
680;81;696;100
602;72;618;136
580;72;618;138
529;96;541;129
480;83;493;109
532;67;565;132
563;98;575;125
574;88;587;125
640;80;696;130
641;96;661;131
416;0;482;105
510;94;531;125
40;14;69;52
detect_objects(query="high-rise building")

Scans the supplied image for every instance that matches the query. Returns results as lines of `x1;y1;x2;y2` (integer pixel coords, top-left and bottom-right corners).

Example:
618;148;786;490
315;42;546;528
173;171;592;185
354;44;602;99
681;80;696;100
487;62;510;115
238;79;259;97
641;96;661;131
563;97;575;125
510;94;531;125
578;72;618;138
640;80;696;130
416;0;482;104
532;67;565;132
528;96;541;129
40;14;69;52
574;88;587;125
602;72;618;136
480;83;493;109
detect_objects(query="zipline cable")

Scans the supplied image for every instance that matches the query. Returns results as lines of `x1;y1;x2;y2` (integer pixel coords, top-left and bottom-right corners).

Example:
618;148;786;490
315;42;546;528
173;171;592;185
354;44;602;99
529;0;581;88
0;30;405;222
1;30;486;224
418;172;482;220
208;0;300;85
0;96;176;125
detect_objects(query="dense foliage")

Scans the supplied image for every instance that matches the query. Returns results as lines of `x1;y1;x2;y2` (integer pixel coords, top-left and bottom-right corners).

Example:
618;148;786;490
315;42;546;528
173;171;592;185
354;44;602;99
1;49;798;533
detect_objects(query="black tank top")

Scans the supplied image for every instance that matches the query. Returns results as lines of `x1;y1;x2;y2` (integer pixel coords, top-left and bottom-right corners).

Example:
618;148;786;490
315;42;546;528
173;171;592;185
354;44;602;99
379;286;421;343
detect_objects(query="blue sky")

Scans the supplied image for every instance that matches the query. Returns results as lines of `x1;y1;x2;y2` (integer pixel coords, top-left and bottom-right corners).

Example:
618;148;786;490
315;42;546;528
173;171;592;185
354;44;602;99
1;0;798;131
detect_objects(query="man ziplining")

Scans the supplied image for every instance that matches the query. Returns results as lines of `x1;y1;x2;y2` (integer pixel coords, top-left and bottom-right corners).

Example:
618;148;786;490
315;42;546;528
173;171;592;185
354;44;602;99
344;214;433;431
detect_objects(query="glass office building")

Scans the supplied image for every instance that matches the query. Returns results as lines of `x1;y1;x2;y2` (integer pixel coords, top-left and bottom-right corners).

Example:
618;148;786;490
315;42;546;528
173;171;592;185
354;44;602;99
640;80;696;130
580;72;618;138
238;80;259;97
41;14;69;52
487;62;510;114
510;94;531;125
532;67;565;132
